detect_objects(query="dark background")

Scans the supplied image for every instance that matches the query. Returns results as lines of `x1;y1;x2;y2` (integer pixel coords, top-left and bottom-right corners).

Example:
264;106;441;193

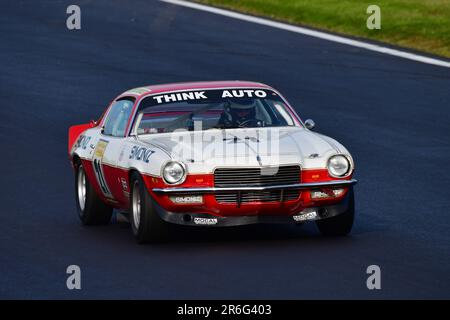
1;0;449;299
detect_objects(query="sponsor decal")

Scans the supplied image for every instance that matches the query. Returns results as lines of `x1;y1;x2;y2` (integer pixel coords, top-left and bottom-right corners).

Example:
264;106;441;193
193;217;218;225
170;195;203;204
153;91;207;104
93;140;112;197
129;146;155;163
221;89;267;98
151;89;268;104
120;178;128;192
75;135;91;150
293;211;317;222
94;140;108;158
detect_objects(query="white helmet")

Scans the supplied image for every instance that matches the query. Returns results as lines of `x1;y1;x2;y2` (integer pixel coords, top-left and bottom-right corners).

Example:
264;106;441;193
227;98;256;122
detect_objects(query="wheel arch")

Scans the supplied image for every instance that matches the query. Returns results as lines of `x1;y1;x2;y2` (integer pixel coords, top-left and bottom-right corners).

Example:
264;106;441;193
128;167;141;185
72;154;81;169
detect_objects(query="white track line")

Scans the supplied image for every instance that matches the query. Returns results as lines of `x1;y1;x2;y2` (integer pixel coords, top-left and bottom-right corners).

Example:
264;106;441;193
160;0;450;69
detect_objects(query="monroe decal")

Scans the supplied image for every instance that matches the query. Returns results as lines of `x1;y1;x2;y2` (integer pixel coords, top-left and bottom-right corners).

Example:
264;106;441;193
129;146;155;163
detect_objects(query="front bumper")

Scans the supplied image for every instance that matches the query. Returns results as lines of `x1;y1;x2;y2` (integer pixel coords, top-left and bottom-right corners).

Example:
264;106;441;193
152;181;355;227
152;179;357;194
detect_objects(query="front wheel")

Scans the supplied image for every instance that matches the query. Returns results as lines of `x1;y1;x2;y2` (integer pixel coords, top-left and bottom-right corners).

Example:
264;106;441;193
75;162;112;225
129;172;169;244
315;188;354;236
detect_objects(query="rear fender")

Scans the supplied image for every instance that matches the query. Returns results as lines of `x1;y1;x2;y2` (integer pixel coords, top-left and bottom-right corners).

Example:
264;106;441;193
68;121;96;155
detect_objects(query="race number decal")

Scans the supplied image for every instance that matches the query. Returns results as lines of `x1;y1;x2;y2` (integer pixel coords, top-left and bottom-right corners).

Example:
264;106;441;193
93;139;112;198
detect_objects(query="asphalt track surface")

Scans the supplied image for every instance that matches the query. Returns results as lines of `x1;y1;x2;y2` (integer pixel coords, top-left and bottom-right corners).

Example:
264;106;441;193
1;0;450;299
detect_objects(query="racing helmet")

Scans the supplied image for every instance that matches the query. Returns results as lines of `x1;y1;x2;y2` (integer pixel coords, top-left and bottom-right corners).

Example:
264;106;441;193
227;98;256;122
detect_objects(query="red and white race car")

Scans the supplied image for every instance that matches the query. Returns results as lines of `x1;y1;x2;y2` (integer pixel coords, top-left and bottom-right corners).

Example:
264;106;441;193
68;81;357;243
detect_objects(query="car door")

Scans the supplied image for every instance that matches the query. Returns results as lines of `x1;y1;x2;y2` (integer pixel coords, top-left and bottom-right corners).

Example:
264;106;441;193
92;97;135;207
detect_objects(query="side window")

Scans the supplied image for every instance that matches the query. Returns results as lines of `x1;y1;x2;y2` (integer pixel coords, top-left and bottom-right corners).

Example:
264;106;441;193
103;98;135;137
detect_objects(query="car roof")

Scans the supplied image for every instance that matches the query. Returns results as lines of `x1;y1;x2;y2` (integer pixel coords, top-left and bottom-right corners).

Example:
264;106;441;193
119;81;273;99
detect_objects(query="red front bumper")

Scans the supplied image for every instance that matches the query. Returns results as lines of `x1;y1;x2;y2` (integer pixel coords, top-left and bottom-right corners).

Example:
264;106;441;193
144;169;356;218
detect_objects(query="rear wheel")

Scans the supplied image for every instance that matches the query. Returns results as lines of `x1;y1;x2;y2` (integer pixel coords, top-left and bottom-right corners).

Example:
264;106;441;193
129;172;169;243
316;188;354;236
75;162;112;225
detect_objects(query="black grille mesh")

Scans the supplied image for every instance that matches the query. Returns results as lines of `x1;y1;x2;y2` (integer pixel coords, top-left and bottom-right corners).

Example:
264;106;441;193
214;166;300;203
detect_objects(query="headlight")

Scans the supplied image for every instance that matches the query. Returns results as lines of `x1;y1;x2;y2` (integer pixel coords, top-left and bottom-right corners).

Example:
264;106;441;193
327;155;350;177
162;161;186;185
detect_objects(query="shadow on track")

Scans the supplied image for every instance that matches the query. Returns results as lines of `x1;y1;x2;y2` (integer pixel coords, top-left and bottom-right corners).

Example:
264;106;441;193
80;214;373;247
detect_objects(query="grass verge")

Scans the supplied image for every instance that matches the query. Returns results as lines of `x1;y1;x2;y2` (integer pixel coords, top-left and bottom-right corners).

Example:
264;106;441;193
196;0;450;58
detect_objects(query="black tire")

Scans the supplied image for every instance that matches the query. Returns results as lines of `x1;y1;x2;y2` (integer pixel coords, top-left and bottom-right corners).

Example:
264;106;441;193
75;162;113;225
316;188;354;236
129;172;169;244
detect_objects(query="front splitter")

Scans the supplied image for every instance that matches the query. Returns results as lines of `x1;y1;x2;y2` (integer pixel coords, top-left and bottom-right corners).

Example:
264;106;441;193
152;193;350;227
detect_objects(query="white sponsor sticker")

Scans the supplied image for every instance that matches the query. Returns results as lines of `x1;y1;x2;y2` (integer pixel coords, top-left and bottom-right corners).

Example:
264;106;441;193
170;195;203;204
193;217;218;225
293;211;317;222
153;91;207;104
221;89;267;98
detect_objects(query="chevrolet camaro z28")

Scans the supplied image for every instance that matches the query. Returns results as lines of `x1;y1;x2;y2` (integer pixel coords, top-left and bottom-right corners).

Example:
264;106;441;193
68;81;357;243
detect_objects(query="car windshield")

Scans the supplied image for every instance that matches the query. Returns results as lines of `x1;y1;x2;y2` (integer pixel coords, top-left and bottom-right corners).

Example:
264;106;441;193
134;89;297;135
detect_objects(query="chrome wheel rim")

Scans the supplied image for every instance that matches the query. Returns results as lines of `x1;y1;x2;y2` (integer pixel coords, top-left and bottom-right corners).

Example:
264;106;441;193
77;166;86;211
132;181;141;230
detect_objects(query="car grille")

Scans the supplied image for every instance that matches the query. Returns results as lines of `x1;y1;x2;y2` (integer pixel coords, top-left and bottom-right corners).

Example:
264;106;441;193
214;166;301;204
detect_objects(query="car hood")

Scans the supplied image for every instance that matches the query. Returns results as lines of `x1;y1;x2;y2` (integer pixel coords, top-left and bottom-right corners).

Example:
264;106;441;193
138;127;350;173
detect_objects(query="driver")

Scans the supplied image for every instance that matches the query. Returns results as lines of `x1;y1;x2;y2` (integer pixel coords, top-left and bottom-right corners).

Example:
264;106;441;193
218;98;261;128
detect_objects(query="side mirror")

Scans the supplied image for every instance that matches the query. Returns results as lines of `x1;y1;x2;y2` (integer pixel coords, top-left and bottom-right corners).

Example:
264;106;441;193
304;119;315;130
89;119;97;127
